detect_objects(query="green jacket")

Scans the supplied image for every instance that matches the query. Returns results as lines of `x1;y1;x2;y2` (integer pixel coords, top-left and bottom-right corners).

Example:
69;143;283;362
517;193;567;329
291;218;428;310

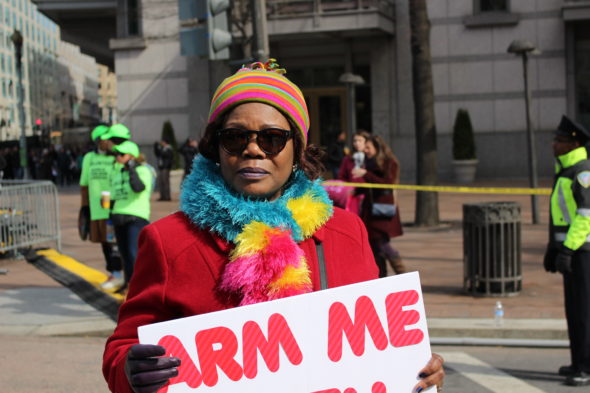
550;146;590;251
111;164;152;221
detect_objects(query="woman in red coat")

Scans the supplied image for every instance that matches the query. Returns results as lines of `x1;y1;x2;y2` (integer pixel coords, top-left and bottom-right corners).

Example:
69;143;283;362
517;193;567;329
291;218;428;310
338;130;371;183
352;135;406;277
102;60;443;393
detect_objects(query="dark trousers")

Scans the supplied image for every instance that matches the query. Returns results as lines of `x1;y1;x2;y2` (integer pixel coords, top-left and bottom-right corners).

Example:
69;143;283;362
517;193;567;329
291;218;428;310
114;218;149;285
100;242;122;273
369;236;400;278
563;250;590;372
157;169;171;200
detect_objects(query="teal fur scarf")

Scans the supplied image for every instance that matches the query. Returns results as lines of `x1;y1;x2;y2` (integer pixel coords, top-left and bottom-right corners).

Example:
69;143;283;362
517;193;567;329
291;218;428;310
180;156;333;243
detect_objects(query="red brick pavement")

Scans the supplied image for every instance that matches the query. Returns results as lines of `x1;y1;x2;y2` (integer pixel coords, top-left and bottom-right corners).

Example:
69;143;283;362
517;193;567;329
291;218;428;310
0;179;563;321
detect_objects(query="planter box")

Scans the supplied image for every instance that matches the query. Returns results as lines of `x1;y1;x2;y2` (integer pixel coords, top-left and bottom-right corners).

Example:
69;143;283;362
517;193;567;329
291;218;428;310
170;169;184;196
452;159;478;184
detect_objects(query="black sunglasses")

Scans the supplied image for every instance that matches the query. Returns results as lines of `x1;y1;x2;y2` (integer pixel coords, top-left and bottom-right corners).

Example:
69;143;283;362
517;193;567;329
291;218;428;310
217;128;293;156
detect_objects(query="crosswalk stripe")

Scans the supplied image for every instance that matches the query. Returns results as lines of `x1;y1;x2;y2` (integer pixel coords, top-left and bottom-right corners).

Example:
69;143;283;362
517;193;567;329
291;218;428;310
440;352;546;393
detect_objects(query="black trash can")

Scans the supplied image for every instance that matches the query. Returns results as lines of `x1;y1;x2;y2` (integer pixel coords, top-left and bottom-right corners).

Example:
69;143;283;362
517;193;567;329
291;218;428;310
463;202;522;296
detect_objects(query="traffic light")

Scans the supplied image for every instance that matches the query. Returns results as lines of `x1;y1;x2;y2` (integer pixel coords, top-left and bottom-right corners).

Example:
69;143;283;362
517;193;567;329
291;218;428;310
178;0;232;60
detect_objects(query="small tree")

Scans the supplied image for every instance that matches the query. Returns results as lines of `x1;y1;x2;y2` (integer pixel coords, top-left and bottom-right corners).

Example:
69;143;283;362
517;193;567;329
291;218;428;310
452;109;476;160
161;120;181;169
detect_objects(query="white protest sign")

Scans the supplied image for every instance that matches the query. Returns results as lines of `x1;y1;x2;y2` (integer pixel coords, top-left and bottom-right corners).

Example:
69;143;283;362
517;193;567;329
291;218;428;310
138;271;433;393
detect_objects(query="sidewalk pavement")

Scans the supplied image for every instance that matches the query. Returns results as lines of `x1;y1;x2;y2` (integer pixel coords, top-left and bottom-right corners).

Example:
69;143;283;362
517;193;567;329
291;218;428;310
0;179;568;344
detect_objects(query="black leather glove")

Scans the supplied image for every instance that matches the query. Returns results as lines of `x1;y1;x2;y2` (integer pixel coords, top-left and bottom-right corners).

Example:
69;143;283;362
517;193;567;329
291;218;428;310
543;245;558;273
556;247;574;274
124;344;180;393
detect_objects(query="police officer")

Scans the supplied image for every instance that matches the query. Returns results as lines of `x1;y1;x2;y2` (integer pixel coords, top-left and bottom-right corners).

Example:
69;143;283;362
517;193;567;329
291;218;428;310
79;125;124;291
544;115;590;386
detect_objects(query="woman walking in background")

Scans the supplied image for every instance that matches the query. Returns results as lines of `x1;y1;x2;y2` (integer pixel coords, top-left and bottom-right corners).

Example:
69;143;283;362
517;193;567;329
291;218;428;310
323;130;371;215
338;130;370;182
352;134;406;277
110;141;153;293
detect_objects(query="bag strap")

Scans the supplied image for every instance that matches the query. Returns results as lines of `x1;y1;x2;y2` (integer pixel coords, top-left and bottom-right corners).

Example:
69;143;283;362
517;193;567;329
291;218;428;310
315;240;328;290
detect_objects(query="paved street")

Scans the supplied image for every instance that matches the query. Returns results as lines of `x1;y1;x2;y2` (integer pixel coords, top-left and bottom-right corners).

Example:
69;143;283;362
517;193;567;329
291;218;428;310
0;334;579;393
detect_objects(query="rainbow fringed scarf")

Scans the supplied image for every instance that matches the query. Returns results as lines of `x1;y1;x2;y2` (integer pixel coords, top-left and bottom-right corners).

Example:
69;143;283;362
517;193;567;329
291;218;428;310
180;156;333;305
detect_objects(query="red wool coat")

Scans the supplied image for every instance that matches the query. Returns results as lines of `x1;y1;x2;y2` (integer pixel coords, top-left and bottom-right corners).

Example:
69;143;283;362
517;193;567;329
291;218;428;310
360;157;403;240
103;208;378;393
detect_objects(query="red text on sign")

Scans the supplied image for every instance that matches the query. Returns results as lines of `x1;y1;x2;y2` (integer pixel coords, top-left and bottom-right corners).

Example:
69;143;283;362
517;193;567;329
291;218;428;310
156;312;302;389
327;290;424;362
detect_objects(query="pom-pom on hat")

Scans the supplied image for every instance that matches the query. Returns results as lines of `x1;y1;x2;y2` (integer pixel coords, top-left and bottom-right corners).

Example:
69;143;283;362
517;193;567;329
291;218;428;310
208;59;310;145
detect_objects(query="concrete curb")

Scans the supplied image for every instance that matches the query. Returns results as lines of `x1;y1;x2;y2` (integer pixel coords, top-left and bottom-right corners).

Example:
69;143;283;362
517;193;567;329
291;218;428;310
427;318;568;340
0;318;116;337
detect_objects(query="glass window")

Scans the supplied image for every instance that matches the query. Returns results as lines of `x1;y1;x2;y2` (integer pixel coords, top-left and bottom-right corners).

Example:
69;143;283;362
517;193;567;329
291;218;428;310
575;25;590;129
0;54;4;72
477;0;508;13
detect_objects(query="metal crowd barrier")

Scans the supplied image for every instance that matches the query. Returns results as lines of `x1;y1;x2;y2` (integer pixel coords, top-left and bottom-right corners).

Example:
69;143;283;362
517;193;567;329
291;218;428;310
0;180;61;254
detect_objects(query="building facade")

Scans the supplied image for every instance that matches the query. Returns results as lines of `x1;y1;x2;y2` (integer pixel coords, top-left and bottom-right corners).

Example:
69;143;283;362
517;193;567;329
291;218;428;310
57;39;99;131
111;0;589;180
98;63;117;124
0;0;60;141
0;0;101;143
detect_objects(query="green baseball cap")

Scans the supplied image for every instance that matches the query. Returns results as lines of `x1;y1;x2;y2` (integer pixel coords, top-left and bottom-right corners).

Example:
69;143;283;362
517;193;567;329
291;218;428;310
101;123;131;140
113;141;140;158
91;125;109;141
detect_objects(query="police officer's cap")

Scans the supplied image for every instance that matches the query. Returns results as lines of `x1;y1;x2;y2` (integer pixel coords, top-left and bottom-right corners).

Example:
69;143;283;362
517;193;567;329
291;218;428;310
100;124;131;141
113;141;140;158
555;115;590;144
91;125;109;141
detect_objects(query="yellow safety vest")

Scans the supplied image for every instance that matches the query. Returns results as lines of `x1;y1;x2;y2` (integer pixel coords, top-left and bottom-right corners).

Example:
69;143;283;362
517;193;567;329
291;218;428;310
550;146;590;250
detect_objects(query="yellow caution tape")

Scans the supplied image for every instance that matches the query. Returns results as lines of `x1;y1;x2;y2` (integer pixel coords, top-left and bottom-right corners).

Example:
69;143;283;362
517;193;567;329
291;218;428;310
322;181;552;196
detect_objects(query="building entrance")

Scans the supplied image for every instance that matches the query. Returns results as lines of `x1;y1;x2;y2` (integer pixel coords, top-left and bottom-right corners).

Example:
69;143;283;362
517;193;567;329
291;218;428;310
303;87;348;148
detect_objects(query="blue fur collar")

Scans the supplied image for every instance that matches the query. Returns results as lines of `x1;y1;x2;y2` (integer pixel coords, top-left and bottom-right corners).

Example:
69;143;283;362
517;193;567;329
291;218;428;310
180;156;332;243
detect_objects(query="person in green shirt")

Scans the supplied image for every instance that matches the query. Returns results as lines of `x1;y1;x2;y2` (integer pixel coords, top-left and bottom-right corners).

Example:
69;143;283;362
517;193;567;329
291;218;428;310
79;125;123;291
111;141;152;292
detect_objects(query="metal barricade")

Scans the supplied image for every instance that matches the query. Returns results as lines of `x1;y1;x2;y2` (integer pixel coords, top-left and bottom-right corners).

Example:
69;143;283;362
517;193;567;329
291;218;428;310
0;180;61;254
463;202;522;296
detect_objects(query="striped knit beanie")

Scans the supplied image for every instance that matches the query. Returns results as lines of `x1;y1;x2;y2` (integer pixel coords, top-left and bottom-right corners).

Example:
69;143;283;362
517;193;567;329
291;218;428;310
208;59;310;145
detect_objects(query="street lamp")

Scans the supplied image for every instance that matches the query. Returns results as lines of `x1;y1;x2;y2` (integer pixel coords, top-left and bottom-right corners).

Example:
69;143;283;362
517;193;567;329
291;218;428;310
339;72;365;140
507;40;541;224
10;29;29;180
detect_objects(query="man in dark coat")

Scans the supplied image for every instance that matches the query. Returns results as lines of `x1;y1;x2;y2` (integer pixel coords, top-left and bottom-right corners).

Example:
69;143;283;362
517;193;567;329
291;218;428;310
179;138;198;178
153;138;173;201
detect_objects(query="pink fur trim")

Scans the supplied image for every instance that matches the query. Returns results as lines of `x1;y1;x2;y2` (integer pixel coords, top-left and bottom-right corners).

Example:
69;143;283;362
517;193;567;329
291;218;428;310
219;228;312;305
